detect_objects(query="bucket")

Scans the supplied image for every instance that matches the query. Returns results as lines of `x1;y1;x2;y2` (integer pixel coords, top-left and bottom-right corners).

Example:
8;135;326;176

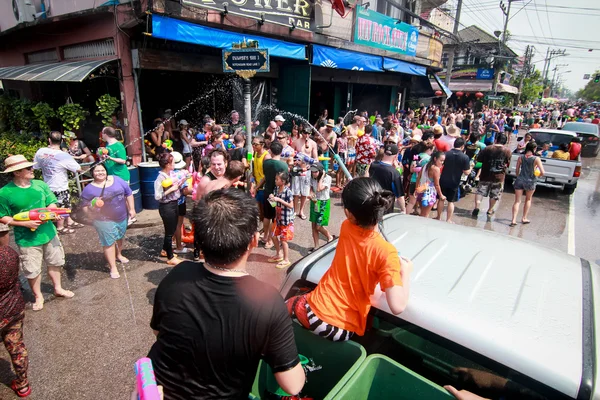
128;166;143;214
251;324;366;400
331;354;453;399
139;162;160;210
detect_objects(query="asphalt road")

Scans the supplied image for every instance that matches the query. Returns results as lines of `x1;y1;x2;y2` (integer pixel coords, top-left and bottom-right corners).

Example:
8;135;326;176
0;150;597;399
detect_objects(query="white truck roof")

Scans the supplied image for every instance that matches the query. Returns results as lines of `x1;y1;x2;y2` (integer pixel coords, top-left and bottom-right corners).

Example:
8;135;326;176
295;214;592;398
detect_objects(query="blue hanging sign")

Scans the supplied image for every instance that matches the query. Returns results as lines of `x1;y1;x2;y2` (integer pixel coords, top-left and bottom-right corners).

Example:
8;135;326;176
312;45;383;72
476;68;495;80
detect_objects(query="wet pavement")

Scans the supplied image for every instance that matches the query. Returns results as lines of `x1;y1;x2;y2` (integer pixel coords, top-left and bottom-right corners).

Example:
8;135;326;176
0;149;598;399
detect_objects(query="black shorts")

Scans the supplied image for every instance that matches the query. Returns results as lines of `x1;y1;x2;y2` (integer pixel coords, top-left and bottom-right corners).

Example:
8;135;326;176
177;201;186;216
263;196;276;220
441;186;459;203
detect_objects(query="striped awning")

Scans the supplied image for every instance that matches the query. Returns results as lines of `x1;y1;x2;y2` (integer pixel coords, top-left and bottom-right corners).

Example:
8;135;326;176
0;58;117;82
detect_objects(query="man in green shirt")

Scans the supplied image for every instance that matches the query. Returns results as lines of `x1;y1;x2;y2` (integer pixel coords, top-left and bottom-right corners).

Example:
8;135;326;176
258;141;288;248
0;155;75;311
102;126;130;182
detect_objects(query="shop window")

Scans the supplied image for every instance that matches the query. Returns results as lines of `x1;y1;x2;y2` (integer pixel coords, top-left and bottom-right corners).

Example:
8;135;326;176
63;39;116;60
26;49;58;64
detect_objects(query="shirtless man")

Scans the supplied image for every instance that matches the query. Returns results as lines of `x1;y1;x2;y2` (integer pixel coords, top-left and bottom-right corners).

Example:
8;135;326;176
319;120;337;172
201;161;245;194
291;125;318;219
195;148;229;200
264;121;278;147
346;115;365;139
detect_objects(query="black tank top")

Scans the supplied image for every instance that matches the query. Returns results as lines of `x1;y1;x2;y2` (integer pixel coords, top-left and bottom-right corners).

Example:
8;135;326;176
205;171;217;181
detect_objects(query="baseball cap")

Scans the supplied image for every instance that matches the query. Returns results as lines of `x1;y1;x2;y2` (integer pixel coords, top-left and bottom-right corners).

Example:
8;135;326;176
179;119;188;126
274;115;285;122
384;143;399;156
310;162;324;172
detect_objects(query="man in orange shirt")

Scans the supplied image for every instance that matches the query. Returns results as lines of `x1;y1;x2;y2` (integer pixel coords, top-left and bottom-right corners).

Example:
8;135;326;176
287;178;411;341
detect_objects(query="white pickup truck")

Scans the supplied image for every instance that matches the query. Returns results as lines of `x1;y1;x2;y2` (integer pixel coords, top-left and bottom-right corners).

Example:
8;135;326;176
507;129;582;194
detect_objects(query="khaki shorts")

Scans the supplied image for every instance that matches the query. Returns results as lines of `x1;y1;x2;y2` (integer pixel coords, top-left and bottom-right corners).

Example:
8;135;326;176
0;222;9;232
18;236;65;279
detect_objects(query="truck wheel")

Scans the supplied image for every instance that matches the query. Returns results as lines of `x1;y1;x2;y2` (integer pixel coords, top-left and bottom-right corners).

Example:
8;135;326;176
563;184;577;195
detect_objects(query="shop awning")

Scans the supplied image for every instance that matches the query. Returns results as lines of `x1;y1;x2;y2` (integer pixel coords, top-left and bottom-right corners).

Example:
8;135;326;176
383;57;426;76
429;79;520;94
0;58;117;82
312;45;383;72
432;74;453;97
152;15;306;60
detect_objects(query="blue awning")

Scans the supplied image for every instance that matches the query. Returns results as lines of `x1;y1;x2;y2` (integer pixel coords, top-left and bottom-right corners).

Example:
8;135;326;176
152;15;306;60
432;74;453;97
383;57;426;77
312;45;383;72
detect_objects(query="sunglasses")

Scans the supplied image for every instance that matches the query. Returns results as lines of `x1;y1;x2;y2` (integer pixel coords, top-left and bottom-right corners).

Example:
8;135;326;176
252;142;263;146
25;166;33;171
277;136;286;140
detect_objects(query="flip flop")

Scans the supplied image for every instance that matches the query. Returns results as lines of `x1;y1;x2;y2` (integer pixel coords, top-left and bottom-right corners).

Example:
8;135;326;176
509;222;517;227
264;242;274;249
117;257;129;264
32;301;44;312
299;214;307;220
268;256;284;263
160;250;168;258
110;271;121;279
327;235;337;243
55;290;75;299
276;260;291;269
11;381;31;398
522;220;531;224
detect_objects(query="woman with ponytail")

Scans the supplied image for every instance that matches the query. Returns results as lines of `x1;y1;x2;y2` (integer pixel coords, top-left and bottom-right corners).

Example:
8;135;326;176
416;151;446;218
286;177;412;341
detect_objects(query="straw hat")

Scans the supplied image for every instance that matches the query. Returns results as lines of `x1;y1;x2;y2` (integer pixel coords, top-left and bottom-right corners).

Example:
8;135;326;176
171;152;186;169
2;155;34;173
446;124;460;137
326;119;335;128
410;135;422;143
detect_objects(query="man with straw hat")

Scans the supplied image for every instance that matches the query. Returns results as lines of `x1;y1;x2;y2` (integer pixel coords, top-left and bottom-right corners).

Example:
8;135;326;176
0;155;75;311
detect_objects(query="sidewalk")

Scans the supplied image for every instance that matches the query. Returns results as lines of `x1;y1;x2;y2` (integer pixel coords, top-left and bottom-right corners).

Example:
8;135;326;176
0;199;345;399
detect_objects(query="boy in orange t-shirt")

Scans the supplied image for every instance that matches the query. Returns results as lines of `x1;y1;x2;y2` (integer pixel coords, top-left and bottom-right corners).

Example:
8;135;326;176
287;177;412;341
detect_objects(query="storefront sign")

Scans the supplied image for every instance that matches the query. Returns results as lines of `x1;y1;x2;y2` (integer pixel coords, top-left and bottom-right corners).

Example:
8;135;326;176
354;6;419;57
223;48;270;72
182;0;315;31
312;45;383;72
485;94;505;101
476;68;494;80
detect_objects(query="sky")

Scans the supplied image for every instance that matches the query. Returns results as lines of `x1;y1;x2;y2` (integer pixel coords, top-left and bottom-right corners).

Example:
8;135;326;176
453;0;600;94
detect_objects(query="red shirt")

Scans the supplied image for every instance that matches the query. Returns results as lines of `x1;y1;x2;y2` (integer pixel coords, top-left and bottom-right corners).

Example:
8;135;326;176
591;118;599;125
356;135;376;165
569;142;581;160
434;138;451;152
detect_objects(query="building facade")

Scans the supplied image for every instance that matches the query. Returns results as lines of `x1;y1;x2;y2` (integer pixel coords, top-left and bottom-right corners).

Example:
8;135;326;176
0;0;446;162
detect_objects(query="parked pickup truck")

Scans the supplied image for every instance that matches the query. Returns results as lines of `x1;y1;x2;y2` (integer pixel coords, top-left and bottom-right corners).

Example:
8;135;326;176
507;128;582;194
272;214;600;400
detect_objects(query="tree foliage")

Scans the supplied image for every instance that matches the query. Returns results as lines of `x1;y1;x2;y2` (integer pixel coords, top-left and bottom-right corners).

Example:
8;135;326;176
576;71;600;102
512;69;543;105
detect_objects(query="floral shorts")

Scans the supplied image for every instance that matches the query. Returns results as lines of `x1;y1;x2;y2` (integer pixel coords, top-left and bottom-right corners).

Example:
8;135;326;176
53;190;71;208
274;223;294;242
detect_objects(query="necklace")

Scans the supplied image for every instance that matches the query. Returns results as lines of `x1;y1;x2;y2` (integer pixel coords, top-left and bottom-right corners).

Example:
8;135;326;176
205;263;248;276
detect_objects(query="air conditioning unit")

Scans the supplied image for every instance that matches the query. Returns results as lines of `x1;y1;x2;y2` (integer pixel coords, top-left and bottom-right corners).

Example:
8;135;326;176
12;0;37;23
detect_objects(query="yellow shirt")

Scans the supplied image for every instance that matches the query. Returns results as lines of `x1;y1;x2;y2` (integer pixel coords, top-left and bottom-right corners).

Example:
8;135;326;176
252;151;268;184
551;150;570;161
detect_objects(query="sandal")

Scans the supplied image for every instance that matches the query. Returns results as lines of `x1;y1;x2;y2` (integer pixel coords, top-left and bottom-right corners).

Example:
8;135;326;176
522;220;531;225
54;289;75;299
110;271;121;279
298;214;307;220
307;247;316;253
509;222;517;227
32;300;44;312
268;256;284;263
276;260;291;269
57;227;75;234
167;257;182;266
327;235;337;243
11;381;31;398
68;222;84;229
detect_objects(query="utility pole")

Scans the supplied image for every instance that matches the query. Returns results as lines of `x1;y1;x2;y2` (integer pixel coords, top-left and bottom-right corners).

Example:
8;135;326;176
442;0;463;111
490;0;519;105
516;45;533;105
541;48;550;86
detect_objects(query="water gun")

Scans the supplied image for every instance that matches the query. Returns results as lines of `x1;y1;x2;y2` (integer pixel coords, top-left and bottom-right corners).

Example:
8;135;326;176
196;133;207;141
13;207;71;230
295;154;331;165
534;166;541;177
134;358;161;400
222;139;235;150
91;197;104;208
97;147;109;159
162;140;173;151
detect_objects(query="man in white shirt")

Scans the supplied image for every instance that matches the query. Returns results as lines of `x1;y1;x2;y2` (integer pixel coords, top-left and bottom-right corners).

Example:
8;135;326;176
34;131;82;233
513;112;523;130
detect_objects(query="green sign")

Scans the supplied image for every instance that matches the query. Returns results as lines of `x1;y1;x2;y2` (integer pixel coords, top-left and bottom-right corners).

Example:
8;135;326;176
485;95;505;101
354;6;419;57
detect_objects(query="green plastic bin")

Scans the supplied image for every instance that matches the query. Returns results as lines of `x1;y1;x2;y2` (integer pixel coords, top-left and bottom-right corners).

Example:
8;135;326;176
251;324;366;400
331;354;454;400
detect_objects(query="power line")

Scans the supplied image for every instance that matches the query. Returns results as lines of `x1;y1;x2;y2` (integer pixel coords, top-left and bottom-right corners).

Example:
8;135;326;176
532;0;549;45
542;0;555;47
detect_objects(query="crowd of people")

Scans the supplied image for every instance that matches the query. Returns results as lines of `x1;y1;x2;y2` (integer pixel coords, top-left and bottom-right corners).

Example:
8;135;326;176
0;100;597;399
